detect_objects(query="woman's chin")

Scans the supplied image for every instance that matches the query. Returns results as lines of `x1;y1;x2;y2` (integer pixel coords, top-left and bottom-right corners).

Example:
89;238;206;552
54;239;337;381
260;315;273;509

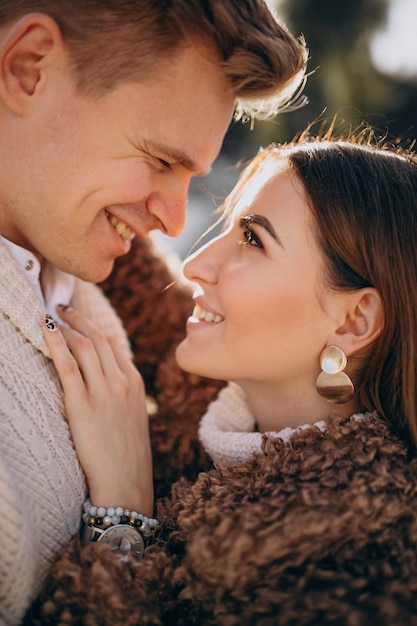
175;341;213;379
175;341;193;373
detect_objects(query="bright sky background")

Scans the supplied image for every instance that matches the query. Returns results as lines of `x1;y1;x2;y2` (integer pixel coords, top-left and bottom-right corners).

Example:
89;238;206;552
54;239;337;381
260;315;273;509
371;0;417;79
269;0;417;81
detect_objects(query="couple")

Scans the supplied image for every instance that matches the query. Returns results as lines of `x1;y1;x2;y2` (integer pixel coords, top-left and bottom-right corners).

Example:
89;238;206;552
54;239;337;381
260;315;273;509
1;1;416;624
29;132;417;625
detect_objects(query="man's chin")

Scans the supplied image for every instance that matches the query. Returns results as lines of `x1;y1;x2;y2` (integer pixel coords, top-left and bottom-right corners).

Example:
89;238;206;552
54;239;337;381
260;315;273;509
77;262;116;285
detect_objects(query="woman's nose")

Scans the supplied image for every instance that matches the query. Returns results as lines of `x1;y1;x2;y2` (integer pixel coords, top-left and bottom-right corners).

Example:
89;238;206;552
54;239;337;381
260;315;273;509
182;235;224;285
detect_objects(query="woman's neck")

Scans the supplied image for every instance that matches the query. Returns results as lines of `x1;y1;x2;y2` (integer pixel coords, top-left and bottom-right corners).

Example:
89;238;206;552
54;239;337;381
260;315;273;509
237;380;359;433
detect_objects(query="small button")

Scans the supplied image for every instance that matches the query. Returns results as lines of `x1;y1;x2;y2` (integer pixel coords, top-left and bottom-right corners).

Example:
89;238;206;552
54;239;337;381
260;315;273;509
25;260;34;271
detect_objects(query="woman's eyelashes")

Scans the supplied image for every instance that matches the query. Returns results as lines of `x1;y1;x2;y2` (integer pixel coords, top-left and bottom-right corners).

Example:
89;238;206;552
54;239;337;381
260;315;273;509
238;215;264;249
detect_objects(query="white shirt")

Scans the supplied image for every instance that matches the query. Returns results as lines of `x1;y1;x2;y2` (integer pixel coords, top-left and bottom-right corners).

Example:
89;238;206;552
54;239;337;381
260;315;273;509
0;235;75;320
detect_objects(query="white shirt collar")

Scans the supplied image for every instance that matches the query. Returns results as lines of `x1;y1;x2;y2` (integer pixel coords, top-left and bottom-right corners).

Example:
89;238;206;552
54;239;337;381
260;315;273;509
1;235;76;319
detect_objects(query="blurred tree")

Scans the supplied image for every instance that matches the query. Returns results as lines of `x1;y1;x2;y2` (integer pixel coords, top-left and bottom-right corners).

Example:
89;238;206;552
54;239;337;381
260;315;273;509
223;0;417;158
276;0;409;140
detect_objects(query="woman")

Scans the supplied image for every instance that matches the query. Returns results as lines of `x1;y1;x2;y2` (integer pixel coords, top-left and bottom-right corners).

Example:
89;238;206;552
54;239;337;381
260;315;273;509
27;131;417;625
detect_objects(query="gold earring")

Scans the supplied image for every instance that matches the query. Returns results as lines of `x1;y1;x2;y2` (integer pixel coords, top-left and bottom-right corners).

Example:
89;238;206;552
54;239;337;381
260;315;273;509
316;345;354;404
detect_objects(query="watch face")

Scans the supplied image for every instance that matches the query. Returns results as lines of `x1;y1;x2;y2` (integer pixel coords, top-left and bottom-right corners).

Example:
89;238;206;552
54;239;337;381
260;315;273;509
99;524;145;559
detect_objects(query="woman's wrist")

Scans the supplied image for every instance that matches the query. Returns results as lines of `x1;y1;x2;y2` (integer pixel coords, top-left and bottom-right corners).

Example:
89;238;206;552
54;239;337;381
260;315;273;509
87;484;154;518
87;448;154;516
82;498;159;536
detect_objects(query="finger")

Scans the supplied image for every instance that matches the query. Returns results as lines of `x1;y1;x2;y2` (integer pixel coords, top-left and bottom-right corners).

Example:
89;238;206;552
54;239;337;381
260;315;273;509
44;318;121;452
58;319;137;413
42;315;88;400
57;305;125;382
108;334;139;380
45;315;153;513
44;315;113;413
58;325;109;393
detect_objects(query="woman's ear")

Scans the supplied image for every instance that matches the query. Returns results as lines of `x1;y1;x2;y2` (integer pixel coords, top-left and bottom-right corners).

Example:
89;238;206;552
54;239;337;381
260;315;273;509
331;288;384;356
0;13;65;115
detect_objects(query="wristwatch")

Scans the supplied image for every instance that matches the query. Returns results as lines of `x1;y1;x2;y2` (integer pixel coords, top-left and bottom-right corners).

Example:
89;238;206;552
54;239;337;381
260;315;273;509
81;522;145;559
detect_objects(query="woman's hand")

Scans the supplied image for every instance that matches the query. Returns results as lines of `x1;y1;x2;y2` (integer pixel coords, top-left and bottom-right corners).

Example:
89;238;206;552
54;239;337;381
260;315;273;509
42;307;153;516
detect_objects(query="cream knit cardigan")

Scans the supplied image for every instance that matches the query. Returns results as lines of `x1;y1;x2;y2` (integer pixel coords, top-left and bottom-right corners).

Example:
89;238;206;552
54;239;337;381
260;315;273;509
0;241;131;625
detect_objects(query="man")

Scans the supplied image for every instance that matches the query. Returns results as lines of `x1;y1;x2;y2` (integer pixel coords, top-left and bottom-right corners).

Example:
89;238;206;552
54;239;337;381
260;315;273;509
0;1;307;623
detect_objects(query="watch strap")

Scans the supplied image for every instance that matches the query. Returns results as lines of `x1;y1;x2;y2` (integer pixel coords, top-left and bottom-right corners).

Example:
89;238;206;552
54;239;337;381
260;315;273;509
80;523;104;542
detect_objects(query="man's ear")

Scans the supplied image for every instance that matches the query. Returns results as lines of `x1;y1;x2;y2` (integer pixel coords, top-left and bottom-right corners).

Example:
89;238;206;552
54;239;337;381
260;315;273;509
0;13;65;115
330;288;384;356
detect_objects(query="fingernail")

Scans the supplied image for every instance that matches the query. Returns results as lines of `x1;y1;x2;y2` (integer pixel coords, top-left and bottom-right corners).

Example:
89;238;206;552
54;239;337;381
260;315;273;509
44;314;58;332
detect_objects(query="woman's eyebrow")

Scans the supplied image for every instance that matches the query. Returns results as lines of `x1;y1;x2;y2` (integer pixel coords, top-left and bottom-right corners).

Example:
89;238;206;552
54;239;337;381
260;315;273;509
242;213;284;248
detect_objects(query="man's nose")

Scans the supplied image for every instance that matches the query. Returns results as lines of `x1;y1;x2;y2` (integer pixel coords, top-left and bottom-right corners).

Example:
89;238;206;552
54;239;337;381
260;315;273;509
147;179;190;238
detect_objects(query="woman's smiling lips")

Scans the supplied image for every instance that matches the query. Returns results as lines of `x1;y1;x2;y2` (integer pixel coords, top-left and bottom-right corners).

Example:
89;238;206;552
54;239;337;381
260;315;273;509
188;297;224;326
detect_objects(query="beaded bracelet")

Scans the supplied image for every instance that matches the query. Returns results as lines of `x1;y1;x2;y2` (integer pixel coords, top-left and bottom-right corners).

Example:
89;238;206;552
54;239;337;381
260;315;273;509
83;498;159;537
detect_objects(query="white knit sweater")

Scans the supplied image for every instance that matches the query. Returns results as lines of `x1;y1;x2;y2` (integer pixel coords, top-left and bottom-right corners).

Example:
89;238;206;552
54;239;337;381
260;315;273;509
199;382;327;464
0;241;131;625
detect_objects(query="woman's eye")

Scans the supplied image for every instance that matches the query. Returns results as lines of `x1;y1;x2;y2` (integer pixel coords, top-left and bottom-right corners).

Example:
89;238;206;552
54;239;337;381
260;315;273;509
241;227;263;249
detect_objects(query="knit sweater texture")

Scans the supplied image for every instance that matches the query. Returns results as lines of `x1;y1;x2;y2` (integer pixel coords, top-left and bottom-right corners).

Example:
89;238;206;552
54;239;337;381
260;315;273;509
199;382;327;463
0;240;130;625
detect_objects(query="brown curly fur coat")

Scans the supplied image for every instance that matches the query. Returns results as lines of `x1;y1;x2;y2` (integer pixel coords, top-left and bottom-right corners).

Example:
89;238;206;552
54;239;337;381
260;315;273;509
25;238;417;626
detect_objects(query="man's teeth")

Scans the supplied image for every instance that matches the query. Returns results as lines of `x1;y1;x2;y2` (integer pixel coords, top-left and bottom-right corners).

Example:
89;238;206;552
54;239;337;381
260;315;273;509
192;303;223;323
108;214;135;241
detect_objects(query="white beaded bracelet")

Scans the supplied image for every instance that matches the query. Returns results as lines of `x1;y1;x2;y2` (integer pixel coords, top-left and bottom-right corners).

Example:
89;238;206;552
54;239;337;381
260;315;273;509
83;498;159;536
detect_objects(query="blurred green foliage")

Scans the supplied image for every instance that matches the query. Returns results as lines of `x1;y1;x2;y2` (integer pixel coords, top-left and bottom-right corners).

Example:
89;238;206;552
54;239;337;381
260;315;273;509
222;0;417;161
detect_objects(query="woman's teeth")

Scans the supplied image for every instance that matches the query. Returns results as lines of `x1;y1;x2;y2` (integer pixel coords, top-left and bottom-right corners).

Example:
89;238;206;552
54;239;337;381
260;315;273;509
108;214;135;241
192;303;223;323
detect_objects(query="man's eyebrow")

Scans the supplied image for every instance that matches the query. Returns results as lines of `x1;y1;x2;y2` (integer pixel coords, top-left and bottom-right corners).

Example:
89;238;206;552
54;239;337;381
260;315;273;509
147;140;210;175
242;213;284;248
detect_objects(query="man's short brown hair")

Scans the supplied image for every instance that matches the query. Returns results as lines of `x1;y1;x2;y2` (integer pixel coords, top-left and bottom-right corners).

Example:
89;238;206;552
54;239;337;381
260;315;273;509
0;0;307;120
